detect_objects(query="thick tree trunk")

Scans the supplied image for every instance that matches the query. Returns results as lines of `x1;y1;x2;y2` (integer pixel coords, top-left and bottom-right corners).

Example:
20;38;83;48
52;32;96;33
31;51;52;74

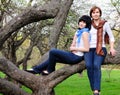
49;0;73;48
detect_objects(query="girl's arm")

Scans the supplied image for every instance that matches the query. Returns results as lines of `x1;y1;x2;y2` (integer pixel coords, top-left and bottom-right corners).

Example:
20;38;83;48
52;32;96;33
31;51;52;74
70;32;89;52
70;34;77;47
69;33;77;52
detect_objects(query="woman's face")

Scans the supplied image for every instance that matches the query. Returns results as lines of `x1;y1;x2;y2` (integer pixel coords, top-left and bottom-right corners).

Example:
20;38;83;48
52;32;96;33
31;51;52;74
78;21;86;29
91;8;101;20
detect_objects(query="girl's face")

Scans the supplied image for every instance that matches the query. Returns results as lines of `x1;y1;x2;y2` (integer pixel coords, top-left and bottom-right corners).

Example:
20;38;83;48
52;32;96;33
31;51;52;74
91;8;101;20
78;21;86;29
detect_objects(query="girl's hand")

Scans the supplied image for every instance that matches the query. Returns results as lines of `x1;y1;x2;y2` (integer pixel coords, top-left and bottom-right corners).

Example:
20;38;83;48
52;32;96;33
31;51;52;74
70;46;77;53
70;46;76;51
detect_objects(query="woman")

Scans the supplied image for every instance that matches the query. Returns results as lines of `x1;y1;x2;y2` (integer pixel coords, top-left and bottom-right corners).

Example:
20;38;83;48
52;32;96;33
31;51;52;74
26;15;91;75
84;6;116;95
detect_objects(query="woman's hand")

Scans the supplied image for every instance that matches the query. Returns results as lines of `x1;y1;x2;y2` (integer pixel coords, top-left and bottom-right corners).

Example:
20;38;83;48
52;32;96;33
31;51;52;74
70;45;75;50
70;46;77;53
109;48;116;57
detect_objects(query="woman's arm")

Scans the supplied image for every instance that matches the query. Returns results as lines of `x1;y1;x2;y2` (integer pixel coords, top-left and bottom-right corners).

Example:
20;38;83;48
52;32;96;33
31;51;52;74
69;34;77;52
70;32;90;52
82;32;90;52
105;22;116;56
70;34;77;47
105;22;115;42
109;41;116;56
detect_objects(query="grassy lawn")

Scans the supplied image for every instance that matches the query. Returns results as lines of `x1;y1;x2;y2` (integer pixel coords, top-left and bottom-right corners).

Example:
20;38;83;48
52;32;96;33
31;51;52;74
0;69;120;95
55;69;120;95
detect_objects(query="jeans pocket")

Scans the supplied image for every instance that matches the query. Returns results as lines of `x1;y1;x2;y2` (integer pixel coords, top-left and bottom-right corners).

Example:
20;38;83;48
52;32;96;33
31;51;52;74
102;47;107;56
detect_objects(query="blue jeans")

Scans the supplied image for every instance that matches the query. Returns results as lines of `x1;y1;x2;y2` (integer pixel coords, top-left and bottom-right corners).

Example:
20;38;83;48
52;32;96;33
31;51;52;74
33;48;84;73
84;48;107;91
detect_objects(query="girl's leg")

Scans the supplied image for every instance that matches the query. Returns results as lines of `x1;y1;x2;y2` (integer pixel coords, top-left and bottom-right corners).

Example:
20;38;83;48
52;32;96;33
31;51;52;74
33;60;49;73
28;48;83;74
47;49;83;73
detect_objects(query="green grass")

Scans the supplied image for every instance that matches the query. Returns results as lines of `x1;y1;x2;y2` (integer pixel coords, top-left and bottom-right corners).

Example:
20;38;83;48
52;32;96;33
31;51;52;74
55;69;120;95
55;72;92;95
101;70;120;95
0;69;120;95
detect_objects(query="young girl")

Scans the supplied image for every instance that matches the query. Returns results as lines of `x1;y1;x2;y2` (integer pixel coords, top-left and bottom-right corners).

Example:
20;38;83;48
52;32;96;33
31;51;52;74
26;15;91;75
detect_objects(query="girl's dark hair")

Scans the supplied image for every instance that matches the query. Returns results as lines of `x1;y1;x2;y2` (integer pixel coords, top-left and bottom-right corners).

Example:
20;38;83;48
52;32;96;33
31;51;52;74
78;15;92;30
89;6;102;17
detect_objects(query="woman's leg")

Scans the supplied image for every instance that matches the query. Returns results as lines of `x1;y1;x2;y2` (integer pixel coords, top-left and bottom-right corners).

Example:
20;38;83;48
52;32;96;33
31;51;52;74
84;48;95;91
84;48;107;93
46;49;83;73
33;60;49;73
28;48;83;74
93;48;107;92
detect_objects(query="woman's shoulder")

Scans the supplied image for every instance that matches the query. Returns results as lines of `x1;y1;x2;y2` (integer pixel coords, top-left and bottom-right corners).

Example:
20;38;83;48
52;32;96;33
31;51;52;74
101;19;109;25
82;31;89;36
104;21;111;28
82;28;90;33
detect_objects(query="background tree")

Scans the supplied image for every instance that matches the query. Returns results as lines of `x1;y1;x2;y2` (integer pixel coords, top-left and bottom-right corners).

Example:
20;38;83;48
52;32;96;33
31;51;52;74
0;0;120;95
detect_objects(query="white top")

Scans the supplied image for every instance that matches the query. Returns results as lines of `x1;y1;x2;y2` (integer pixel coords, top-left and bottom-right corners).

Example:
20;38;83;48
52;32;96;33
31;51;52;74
74;32;87;56
90;22;115;48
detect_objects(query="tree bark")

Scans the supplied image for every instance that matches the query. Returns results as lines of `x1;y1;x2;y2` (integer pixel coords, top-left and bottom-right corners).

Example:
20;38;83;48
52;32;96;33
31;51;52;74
49;0;73;48
0;0;61;49
0;78;29;95
0;57;85;95
0;46;120;94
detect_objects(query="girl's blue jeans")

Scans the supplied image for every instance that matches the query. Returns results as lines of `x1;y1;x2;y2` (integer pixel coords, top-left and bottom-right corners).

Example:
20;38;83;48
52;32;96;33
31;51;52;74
33;48;84;73
84;48;107;91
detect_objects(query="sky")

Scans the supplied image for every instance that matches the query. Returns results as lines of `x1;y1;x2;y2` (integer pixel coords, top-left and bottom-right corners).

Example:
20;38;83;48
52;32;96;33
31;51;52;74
73;0;115;18
89;0;110;6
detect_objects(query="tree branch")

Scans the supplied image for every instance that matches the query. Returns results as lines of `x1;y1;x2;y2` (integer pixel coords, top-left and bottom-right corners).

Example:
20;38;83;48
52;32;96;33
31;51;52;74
0;0;61;49
0;57;41;91
46;62;85;88
0;78;30;95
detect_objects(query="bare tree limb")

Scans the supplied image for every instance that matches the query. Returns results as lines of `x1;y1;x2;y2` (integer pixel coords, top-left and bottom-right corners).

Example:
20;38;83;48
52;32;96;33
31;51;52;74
48;62;85;88
0;78;30;95
0;0;61;49
0;57;41;91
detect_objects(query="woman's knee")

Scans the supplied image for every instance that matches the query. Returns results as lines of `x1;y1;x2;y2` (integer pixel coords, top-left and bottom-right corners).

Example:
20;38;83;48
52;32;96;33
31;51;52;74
86;63;92;70
94;64;101;70
49;48;57;55
50;48;54;51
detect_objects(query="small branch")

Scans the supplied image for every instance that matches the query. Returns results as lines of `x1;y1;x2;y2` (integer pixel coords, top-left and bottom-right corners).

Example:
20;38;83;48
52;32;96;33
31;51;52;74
0;78;30;95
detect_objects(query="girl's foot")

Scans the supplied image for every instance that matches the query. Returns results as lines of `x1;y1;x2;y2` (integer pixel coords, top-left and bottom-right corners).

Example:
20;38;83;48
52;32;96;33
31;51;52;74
41;70;49;75
25;68;38;74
